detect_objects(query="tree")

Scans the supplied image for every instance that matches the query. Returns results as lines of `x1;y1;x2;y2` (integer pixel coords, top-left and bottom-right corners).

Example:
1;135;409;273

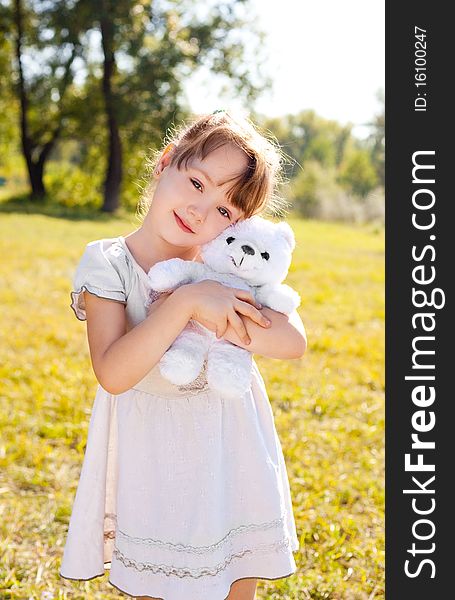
2;0;270;209
0;25;18;171
260;110;353;182
76;0;272;212
338;148;378;197
259;110;382;221
2;0;83;198
364;88;384;187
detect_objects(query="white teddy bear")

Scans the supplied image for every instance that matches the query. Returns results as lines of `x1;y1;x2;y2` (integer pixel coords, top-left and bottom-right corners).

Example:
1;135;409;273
146;215;301;399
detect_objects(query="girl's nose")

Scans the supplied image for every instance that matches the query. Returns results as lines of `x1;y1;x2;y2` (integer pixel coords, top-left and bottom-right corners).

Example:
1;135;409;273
187;204;206;223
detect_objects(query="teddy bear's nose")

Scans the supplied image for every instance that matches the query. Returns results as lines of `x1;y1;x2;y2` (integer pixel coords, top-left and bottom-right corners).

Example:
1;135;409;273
241;245;255;256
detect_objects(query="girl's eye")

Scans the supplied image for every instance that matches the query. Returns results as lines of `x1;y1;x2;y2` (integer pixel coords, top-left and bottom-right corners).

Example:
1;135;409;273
190;178;203;191
218;206;231;219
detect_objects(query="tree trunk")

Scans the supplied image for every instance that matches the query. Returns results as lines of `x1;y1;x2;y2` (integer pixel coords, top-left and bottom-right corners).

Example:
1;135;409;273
100;13;122;213
29;163;45;197
14;0;45;199
14;0;74;200
103;112;122;213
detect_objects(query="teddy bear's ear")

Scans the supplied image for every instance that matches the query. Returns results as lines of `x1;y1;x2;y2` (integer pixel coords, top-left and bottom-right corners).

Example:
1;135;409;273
276;221;296;251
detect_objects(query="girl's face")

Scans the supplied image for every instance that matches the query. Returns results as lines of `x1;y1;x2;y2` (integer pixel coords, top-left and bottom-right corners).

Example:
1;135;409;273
146;143;248;247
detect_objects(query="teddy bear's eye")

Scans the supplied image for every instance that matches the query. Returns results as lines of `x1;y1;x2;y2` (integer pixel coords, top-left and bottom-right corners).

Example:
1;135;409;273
226;237;235;245
261;252;270;261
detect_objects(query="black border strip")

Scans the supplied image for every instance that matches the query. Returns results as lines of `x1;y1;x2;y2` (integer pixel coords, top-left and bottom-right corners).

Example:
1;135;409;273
386;2;450;596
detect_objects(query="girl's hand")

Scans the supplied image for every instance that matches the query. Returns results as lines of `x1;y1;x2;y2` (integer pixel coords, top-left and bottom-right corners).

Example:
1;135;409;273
179;280;271;345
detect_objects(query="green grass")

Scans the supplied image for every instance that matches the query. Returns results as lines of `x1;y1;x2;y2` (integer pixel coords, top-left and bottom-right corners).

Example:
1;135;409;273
0;208;384;599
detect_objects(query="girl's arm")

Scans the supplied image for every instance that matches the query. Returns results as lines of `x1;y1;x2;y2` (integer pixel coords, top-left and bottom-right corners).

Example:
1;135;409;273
83;281;269;395
84;288;195;395
147;283;307;360
221;307;307;359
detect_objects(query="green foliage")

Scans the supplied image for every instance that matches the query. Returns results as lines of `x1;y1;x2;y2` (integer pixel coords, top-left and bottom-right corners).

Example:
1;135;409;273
285;161;384;224
338;149;379;198
2;0;85;148
41;138;150;211
259;110;354;179
2;0;271;205
0;36;17;161
44;161;103;209
0;211;384;598
258;108;384;223
2;0;385;221
363;90;385;187
120;145;150;211
286;160;329;218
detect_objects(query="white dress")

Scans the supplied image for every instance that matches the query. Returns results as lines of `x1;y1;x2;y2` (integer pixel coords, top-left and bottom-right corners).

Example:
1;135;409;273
59;236;299;600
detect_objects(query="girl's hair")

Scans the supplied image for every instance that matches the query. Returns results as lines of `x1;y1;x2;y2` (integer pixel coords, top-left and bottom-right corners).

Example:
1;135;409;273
136;111;290;222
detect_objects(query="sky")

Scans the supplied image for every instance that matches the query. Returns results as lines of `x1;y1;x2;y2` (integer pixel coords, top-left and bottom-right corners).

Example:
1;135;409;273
183;0;385;138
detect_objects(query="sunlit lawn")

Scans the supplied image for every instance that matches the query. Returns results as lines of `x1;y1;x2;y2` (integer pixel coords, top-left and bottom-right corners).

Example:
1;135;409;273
0;206;384;599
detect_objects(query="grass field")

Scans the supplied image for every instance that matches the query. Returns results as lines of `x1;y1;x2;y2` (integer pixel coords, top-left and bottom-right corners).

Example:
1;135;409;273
0;205;384;599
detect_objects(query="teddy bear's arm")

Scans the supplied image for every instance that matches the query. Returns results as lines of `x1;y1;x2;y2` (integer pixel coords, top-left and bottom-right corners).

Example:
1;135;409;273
255;283;301;315
147;258;209;291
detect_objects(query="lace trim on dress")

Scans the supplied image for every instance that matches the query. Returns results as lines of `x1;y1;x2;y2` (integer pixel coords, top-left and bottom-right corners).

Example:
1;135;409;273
112;538;292;578
104;512;118;540
176;359;210;394
144;286;211;394
116;514;285;554
144;288;167;310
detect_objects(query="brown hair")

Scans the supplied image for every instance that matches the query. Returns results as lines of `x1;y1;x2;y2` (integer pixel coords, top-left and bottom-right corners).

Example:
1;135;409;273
136;111;290;222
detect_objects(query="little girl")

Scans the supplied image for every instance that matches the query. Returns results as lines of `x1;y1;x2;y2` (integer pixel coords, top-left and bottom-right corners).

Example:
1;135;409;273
59;110;307;600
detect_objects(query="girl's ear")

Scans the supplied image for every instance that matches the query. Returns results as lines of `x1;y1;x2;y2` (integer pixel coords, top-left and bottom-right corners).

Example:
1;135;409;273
154;143;176;176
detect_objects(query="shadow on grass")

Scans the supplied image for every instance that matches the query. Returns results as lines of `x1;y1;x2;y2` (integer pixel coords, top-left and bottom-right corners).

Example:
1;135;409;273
0;192;134;222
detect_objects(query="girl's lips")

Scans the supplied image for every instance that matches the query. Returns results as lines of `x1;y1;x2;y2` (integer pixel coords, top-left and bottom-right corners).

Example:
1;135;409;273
174;211;194;233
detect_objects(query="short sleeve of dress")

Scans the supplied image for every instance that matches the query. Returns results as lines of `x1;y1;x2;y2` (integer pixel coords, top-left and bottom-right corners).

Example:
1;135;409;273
70;239;127;321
